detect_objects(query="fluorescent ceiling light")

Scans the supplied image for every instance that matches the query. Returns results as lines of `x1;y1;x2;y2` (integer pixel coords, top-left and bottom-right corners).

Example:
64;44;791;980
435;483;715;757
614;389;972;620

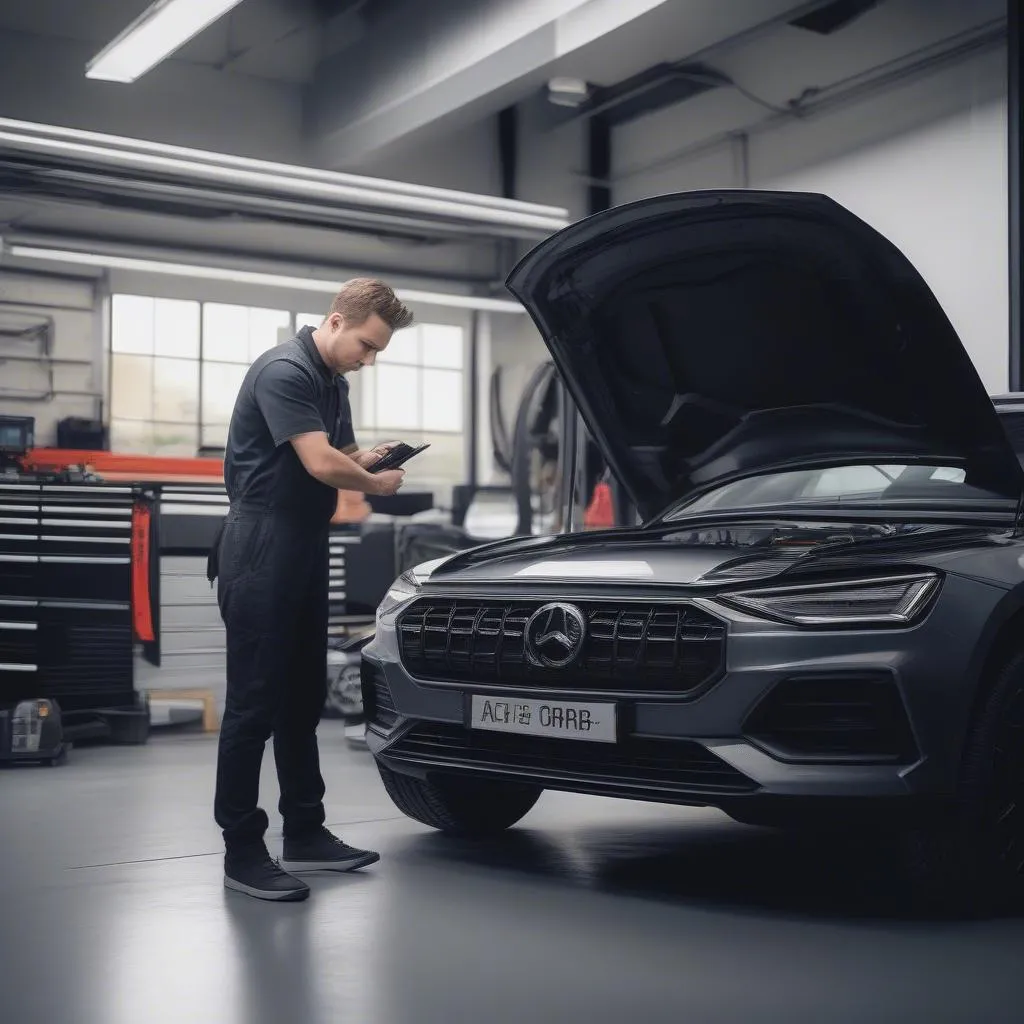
5;245;527;315
86;0;245;83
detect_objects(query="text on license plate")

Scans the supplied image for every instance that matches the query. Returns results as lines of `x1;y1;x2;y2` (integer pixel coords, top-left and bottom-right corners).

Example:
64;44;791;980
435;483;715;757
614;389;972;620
469;695;616;743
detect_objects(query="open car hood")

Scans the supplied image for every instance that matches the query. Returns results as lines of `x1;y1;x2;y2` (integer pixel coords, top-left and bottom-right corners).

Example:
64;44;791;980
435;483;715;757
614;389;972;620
505;190;1024;523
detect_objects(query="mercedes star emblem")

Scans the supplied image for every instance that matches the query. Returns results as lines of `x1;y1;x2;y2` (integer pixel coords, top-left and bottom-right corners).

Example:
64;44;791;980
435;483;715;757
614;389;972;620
525;602;587;668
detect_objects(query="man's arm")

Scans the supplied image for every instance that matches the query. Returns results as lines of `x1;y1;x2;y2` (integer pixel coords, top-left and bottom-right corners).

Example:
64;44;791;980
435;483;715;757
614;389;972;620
290;432;402;494
253;361;402;495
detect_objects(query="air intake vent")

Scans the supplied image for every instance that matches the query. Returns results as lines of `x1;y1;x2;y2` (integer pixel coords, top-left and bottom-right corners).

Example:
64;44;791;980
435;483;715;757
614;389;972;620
385;723;758;797
361;657;399;729
743;673;918;763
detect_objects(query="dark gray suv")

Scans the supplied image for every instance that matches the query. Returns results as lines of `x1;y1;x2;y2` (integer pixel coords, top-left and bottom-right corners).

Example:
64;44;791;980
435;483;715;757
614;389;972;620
362;191;1024;912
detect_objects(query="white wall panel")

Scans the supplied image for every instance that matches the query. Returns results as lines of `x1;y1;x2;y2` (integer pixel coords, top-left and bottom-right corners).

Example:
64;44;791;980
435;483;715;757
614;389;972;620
762;96;1008;393
0;271;101;445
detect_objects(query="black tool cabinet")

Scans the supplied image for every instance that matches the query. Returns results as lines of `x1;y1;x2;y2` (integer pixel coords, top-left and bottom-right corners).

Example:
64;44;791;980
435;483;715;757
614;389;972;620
0;476;149;719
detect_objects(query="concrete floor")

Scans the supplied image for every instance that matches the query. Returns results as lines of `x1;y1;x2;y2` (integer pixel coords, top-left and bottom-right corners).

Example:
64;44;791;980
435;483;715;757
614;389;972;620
2;724;1023;1024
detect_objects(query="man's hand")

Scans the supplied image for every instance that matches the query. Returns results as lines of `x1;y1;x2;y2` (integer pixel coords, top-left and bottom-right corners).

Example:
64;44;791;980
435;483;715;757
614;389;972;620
352;443;395;469
371;469;405;495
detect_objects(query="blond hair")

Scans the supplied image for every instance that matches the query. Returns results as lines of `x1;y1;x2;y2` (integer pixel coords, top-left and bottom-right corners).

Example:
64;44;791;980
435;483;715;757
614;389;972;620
329;277;414;331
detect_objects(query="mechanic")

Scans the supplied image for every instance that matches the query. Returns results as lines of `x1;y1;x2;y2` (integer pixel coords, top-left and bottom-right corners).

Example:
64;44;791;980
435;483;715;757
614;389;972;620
208;277;412;902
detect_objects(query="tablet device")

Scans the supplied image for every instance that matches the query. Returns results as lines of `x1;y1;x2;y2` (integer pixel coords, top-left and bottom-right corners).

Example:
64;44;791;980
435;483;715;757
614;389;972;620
368;442;431;473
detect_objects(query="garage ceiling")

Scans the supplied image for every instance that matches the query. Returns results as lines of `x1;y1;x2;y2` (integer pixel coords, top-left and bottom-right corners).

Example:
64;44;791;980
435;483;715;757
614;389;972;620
0;0;1008;290
0;0;376;83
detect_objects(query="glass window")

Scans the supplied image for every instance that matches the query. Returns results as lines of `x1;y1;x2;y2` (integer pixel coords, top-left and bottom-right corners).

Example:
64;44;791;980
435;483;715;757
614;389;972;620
421;323;463;369
153;357;199;422
151;422;199;456
295;312;324;331
110;354;154;420
668;464;1000;520
373;365;421;430
201;304;249;362
201;423;229;449
422;369;462;432
111;295;155;355
201;362;248;425
380;325;421;366
153;299;200;358
248;307;290;360
109;418;154;453
106;297;463;456
356;322;465;436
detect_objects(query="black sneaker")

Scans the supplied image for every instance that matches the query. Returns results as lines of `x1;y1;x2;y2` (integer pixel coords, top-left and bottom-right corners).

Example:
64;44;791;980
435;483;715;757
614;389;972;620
280;827;380;873
224;844;310;902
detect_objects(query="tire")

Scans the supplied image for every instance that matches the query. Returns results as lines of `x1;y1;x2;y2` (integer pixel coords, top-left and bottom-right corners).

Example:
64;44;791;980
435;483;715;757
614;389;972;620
377;764;542;836
906;648;1024;917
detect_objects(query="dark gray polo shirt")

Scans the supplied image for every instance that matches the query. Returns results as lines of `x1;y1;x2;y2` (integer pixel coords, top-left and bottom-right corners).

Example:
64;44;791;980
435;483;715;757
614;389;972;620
223;326;356;525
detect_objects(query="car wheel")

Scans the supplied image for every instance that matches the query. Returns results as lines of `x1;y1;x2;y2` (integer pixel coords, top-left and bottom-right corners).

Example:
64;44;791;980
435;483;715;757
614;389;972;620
377;764;542;836
906;649;1024;916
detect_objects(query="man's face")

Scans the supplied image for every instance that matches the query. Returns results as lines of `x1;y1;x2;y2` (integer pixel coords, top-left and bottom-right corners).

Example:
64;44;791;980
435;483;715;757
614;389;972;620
325;312;392;373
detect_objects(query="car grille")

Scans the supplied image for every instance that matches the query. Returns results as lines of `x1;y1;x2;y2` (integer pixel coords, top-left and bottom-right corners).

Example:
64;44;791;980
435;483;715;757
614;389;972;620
385;722;756;797
397;599;726;696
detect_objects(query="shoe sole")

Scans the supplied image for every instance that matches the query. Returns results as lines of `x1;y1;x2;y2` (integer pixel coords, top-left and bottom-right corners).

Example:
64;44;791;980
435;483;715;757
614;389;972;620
224;876;310;901
279;851;380;874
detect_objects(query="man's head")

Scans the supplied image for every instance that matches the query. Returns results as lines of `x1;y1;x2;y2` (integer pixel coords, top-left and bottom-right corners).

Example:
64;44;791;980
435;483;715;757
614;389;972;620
312;278;414;374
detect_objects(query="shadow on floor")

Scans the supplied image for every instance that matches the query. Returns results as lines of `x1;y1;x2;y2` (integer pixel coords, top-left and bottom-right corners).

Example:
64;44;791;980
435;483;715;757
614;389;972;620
390;815;1021;924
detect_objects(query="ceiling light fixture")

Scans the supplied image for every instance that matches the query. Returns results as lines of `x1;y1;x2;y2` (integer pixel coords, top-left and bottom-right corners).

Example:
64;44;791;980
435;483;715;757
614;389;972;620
4;245;527;315
86;0;245;83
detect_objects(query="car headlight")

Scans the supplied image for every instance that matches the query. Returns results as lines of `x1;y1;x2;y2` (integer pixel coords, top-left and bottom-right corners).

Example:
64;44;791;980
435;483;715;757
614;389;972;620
376;571;421;626
11;699;54;753
375;557;453;627
719;572;941;627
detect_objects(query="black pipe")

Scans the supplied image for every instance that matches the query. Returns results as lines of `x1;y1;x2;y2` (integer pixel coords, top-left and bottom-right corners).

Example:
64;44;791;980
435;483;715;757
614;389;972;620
1010;0;1022;391
498;105;517;199
587;113;612;215
467;311;479;490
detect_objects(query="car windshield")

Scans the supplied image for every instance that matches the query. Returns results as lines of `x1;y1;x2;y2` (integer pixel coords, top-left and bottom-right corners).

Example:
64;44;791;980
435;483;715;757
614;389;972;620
663;463;1013;520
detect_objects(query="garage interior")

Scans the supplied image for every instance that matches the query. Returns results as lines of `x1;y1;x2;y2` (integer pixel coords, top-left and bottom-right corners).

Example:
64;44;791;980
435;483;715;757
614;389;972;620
2;0;1023;1021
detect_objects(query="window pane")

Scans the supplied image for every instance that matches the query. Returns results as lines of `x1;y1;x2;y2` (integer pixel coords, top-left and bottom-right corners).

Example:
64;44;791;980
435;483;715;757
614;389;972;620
421;324;463;369
202;362;247;425
295;312;324;331
380;325;421;365
422;369;462;432
357;368;376;430
154;298;200;358
201;423;229;449
111;295;154;355
151;422;198;456
248;307;290;360
202;304;249;362
111;354;153;420
374;365;420;430
153;357;199;422
109;419;154;453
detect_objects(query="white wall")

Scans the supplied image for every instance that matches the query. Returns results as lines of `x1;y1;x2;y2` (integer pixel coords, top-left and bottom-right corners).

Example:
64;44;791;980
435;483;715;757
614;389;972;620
609;44;1010;392
765;96;1008;393
0;271;102;445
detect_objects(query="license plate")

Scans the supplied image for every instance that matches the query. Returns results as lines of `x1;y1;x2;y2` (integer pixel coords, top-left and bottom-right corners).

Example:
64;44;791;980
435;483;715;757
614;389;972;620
469;695;616;743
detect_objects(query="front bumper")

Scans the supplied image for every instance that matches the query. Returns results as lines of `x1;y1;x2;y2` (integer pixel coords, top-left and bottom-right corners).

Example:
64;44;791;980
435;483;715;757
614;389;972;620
362;576;999;823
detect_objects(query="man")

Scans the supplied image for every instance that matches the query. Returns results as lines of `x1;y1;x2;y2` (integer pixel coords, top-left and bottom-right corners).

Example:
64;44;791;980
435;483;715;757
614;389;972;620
210;277;412;902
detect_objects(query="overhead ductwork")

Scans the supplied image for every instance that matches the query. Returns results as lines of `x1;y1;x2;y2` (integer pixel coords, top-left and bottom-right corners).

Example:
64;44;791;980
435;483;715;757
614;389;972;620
0;118;570;243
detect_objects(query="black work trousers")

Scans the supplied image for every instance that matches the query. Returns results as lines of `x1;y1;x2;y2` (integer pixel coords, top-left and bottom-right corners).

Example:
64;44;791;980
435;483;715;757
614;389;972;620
212;507;329;852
